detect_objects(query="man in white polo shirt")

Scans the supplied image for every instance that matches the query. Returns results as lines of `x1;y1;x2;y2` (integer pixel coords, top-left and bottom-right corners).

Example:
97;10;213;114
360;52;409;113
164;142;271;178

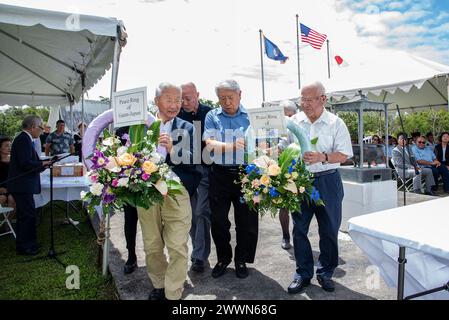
286;81;353;294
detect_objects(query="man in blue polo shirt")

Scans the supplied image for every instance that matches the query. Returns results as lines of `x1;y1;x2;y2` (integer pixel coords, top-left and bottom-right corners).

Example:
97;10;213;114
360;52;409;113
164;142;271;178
203;79;258;279
412;135;449;193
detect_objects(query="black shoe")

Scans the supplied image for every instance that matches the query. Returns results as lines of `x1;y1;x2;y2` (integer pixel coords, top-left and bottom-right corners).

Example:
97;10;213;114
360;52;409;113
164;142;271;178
124;261;137;275
287;278;311;294
425;190;436;196
16;247;39;256
235;262;249;279
281;238;291;250
212;261;229;278
317;275;335;292
190;259;205;273
148;288;166;300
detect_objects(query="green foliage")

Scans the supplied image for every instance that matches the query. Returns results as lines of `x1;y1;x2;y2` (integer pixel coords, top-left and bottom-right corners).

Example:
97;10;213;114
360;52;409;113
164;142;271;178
0;106;50;138
337;110;449;140
0;202;117;299
199;98;220;109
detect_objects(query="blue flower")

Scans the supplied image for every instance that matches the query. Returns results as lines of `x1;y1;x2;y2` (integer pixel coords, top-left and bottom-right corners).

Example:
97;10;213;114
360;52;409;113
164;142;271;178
239;196;246;204
255;191;259;196
269;187;279;198
311;187;320;202
288;165;294;174
246;164;257;174
291;159;297;166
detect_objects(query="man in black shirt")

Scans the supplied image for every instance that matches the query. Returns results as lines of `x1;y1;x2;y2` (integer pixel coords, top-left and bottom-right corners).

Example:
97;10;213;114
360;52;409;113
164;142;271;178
178;82;212;273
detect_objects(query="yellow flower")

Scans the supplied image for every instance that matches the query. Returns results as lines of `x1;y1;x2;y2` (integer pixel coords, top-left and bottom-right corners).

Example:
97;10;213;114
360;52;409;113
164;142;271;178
267;164;281;176
142;160;158;174
284;173;291;179
260;175;271;186
273;198;282;204
117;153;137;166
291;172;299;180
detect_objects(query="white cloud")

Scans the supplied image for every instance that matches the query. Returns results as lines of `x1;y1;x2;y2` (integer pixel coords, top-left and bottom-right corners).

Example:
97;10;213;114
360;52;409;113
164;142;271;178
1;0;448;109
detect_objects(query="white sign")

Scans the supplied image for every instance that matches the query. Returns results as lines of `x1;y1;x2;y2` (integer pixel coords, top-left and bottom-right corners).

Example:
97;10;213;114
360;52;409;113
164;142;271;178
247;106;287;137
112;87;148;128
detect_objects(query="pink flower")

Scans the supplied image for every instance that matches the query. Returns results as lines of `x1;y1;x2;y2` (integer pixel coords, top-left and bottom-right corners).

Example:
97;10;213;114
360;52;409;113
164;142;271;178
90;175;98;183
142;173;150;181
112;179;119;187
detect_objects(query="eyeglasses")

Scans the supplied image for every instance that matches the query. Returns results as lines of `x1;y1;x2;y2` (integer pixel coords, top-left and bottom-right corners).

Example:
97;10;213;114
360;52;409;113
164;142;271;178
300;96;324;103
417;141;426;144
38;125;44;130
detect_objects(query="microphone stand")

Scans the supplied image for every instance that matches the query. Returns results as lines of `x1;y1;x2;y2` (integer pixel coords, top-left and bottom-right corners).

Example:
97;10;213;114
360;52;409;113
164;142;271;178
395;105;416;206
26;153;73;267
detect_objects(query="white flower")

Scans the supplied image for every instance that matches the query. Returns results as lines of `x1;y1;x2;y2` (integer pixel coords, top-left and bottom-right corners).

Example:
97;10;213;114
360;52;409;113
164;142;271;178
149;152;162;164
291;172;299;180
102;137;119;146
154;180;168;196
90;183;104;196
117;178;129;187
284;180;298;194
117;146;128;156
299;186;306;194
105;157;121;173
80;191;87;200
267;164;281;176
253;155;271;170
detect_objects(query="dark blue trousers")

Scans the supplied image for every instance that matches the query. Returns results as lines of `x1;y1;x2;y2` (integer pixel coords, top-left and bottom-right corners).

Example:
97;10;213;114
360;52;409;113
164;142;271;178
292;171;344;280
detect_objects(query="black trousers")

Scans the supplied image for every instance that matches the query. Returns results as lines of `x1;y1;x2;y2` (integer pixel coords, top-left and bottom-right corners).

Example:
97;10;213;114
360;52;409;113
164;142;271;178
123;205;138;258
209;166;259;264
12;193;38;251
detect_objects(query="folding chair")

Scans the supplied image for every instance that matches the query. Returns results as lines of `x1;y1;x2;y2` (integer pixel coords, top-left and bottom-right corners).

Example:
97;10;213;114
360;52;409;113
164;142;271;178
391;159;414;192
0;206;16;238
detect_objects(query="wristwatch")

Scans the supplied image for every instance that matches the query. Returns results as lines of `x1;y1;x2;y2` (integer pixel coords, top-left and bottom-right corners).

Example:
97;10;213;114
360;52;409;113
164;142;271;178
322;152;328;164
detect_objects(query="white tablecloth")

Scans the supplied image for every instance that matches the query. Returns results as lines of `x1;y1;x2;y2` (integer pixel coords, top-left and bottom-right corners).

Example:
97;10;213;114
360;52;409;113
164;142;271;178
348;197;449;300
34;169;90;208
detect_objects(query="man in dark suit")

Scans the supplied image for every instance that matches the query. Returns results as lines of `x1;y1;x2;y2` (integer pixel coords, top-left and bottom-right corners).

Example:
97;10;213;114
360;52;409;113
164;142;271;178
8;115;50;255
137;82;201;300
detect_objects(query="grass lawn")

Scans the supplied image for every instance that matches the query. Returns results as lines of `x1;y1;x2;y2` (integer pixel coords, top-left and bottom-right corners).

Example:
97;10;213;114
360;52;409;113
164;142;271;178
0;201;118;300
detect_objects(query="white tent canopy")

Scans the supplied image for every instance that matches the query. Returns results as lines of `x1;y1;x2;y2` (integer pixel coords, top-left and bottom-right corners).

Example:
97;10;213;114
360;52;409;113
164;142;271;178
265;47;449;112
0;3;126;106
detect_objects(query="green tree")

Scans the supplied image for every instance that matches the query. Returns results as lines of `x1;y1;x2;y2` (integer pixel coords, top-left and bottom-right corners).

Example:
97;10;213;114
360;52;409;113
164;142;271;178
0;106;49;138
199;98;220;109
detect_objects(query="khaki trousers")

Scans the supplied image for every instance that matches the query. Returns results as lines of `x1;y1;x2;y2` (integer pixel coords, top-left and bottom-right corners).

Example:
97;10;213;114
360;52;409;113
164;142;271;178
137;187;191;300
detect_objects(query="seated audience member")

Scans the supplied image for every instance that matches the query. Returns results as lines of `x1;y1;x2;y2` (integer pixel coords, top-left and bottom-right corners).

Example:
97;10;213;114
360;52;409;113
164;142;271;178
45;120;75;156
0;137;15;209
425;132;436;151
382;135;395;168
392;133;435;195
413;136;449;193
434;132;449;190
411;131;421;145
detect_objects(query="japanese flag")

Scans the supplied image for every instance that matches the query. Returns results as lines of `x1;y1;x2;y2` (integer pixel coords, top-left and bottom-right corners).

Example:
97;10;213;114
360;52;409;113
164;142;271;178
331;51;349;67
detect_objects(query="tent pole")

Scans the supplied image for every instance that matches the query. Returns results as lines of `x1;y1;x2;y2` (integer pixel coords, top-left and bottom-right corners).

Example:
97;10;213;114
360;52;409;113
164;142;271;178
103;27;121;277
81;73;86;138
385;105;389;166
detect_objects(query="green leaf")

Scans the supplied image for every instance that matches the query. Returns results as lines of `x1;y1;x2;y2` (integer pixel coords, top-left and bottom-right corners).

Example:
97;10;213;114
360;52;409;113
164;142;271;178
148;120;161;145
310;137;319;145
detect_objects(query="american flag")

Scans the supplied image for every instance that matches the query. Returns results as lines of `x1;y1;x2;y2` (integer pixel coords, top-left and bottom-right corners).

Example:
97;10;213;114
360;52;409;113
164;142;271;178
300;23;327;50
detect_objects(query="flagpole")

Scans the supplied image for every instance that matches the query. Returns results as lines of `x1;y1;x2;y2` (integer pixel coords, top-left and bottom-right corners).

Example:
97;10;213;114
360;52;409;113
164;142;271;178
327;39;331;79
259;29;266;103
296;14;301;89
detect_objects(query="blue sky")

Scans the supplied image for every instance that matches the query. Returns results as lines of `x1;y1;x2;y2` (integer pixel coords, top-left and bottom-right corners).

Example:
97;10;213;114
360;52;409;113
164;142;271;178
2;0;449;107
339;0;449;64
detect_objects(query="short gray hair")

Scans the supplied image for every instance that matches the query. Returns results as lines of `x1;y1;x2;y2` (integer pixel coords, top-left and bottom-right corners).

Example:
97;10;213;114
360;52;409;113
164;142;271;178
22;115;42;129
302;81;326;96
279;100;297;113
215;79;241;96
155;82;182;98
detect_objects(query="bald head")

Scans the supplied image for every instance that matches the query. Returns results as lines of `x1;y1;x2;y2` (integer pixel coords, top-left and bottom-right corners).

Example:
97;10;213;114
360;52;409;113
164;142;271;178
181;82;199;113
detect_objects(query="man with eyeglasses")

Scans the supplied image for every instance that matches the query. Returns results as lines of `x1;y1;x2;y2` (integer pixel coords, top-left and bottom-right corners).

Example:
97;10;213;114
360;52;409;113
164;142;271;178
8;115;51;255
412;136;449;193
286;82;353;294
178;82;213;274
392;133;435;195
